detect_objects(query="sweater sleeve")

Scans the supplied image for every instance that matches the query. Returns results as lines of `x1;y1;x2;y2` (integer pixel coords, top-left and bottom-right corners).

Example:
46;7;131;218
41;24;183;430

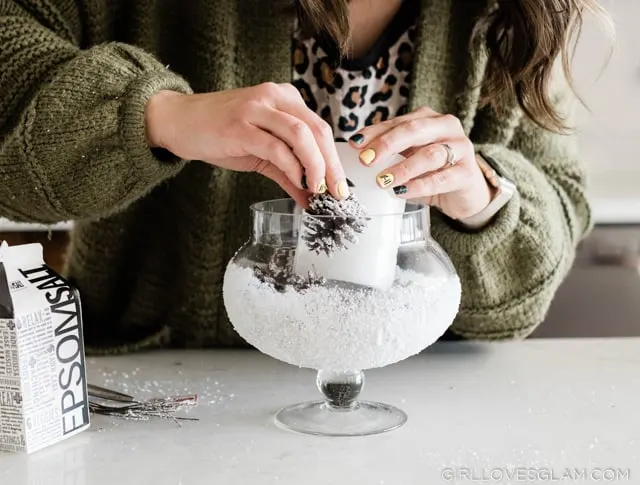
430;84;592;340
0;1;193;223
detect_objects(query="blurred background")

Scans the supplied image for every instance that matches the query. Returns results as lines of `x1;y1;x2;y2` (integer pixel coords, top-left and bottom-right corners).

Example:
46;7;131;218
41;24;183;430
1;0;637;338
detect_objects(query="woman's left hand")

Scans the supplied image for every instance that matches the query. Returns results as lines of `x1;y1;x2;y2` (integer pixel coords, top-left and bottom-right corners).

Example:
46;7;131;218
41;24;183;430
349;106;494;221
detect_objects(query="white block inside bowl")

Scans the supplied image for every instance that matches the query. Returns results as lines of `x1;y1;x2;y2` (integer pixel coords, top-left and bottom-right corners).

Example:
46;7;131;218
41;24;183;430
294;142;406;290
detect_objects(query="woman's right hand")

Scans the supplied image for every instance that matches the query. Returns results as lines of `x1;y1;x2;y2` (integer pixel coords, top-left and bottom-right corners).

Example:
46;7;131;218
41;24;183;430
144;83;349;204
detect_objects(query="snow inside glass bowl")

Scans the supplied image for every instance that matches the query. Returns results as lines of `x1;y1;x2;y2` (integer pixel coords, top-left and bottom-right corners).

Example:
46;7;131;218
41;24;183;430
222;198;461;436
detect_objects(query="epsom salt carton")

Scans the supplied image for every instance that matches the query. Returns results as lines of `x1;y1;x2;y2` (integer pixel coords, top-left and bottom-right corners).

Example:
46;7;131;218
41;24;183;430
0;241;90;454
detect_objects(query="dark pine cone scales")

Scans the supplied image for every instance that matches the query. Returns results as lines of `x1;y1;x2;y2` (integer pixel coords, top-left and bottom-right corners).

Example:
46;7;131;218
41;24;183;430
253;250;325;293
254;259;326;293
302;193;369;256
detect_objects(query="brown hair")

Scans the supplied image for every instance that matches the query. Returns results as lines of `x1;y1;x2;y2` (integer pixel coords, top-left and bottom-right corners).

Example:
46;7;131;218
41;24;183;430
295;0;614;133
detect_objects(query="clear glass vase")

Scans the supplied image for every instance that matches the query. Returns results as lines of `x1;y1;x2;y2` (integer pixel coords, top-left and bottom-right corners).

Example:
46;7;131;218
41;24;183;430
223;199;460;436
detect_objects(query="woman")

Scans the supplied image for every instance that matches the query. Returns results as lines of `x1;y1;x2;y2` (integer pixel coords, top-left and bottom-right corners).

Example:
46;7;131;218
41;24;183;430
0;0;605;352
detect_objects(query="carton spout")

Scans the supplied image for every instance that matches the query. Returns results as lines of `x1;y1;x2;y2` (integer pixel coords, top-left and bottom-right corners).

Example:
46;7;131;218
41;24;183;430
0;240;8;262
0;242;44;267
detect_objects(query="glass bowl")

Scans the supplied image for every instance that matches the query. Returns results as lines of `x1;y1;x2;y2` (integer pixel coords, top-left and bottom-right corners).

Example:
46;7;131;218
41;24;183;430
223;198;460;436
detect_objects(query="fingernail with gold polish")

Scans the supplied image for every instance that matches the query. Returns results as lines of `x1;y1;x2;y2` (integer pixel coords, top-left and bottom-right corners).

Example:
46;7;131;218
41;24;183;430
317;179;327;194
377;172;395;188
359;148;376;165
337;180;350;199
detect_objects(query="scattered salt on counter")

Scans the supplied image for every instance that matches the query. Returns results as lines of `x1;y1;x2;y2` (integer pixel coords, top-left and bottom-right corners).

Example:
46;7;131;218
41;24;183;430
223;262;461;371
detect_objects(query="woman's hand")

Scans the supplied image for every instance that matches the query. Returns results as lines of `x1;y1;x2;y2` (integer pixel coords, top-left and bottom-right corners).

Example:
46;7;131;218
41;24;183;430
145;83;349;206
349;106;493;221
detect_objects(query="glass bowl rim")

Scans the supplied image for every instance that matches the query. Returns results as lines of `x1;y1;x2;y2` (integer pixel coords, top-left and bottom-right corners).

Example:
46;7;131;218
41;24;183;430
249;198;428;219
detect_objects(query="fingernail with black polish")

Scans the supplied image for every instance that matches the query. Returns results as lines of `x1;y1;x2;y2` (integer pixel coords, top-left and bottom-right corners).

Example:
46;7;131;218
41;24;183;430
347;178;355;187
393;185;408;195
350;134;365;145
301;175;308;190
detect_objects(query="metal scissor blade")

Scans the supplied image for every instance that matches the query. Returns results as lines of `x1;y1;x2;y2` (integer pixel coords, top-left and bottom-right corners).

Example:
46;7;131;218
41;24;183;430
88;383;136;403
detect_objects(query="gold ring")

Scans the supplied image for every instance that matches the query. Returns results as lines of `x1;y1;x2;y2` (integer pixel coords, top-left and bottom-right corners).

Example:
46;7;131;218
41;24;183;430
442;143;456;166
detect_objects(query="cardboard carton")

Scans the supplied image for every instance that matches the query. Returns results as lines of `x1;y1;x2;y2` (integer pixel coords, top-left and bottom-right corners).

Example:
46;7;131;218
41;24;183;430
0;241;90;453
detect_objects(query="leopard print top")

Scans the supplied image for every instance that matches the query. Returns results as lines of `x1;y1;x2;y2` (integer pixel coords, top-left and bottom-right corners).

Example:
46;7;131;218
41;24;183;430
292;0;418;141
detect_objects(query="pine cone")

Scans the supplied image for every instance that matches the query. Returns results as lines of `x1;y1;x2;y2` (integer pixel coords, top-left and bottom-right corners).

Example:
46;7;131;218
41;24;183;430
253;251;326;293
302;193;369;256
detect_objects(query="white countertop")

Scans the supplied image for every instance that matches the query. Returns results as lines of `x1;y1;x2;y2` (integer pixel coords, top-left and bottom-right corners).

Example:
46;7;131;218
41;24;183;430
1;338;638;485
588;169;640;225
0;220;72;232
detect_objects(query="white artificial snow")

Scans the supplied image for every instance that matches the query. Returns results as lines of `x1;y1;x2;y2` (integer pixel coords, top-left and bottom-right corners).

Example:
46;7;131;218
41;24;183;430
223;263;461;371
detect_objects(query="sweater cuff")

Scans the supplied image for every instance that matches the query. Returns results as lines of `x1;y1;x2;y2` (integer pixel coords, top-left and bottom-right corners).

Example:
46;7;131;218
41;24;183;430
119;70;193;181
430;192;520;256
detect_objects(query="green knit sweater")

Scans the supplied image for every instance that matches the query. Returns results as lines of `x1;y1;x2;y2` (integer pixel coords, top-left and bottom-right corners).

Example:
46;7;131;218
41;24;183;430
0;0;591;353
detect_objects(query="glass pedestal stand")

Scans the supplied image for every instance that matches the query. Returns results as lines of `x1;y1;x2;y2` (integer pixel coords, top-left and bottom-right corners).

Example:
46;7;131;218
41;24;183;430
274;369;407;437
